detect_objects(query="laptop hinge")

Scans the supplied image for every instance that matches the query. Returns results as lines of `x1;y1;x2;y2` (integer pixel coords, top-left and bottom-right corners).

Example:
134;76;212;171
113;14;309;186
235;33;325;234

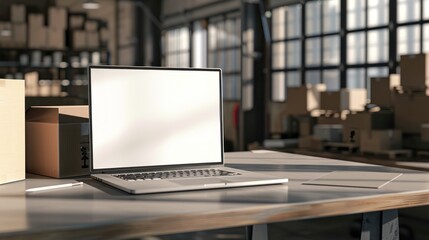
97;164;225;174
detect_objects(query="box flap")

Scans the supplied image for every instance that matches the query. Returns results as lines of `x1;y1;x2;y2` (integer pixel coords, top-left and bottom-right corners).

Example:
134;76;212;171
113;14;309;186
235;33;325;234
26;105;88;123
26;108;59;123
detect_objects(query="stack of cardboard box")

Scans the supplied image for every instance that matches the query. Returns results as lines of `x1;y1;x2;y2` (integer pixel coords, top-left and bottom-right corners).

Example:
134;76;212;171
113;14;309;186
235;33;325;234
285;84;326;116
284;84;325;147
70;15;87;49
11;5;27;48
343;110;394;146
395;54;429;135
86;20;99;49
28;14;47;49
320;88;367;112
70;16;100;49
370;74;400;108
48;7;67;49
0;22;12;48
0;5;26;48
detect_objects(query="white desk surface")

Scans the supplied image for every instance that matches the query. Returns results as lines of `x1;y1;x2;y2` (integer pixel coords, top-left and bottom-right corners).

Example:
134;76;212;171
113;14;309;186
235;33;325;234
1;151;429;240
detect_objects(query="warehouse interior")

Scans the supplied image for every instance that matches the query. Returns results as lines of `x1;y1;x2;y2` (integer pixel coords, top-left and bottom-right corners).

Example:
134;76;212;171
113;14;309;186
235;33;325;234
2;0;429;239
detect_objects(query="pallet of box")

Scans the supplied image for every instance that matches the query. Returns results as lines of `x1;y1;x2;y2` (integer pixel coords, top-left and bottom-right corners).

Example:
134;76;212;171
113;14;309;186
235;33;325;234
343;110;394;145
360;130;410;159
394;91;429;134
400;54;429;89
370;74;400;108
285;84;326;115
320;88;367;112
298;136;324;151
313;124;343;142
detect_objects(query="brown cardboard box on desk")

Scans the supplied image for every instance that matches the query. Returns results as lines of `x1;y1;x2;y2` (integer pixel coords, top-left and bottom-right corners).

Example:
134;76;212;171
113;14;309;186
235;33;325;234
26;106;90;178
0;79;25;185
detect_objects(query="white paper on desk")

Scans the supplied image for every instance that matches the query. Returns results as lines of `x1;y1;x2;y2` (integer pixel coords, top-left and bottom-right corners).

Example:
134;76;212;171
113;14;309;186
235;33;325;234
302;171;402;189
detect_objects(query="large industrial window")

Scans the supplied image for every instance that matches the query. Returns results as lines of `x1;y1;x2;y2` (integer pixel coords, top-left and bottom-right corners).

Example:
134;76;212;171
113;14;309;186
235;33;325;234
271;0;341;102
208;14;241;100
162;26;190;67
397;0;429;59
270;0;394;101
271;4;302;101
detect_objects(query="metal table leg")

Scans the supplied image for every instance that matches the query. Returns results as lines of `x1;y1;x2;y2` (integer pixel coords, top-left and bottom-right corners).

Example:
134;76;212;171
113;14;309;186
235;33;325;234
361;209;399;240
246;224;268;240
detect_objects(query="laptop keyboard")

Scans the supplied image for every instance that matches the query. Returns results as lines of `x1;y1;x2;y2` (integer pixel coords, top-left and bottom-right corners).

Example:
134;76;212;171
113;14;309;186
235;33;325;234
114;168;241;181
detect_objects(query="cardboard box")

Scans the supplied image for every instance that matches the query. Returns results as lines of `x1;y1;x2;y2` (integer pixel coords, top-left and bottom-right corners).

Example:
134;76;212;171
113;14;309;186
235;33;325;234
341;88;367;111
28;15;46;49
298;116;317;137
421;124;429;142
28;14;44;27
0;22;12;48
286;84;326;115
48;7;67;30
11;4;26;23
85;20;98;31
394;92;429;134
12;23;26;47
371;74;400;107
298;136;324;151
360;130;402;152
73;30;87;49
0;79;25;185
48;28;65;49
29;26;47;49
400;53;429;89
100;27;109;44
87;31;99;49
69;15;85;29
26;106;90;178
343;110;394;144
314;124;343;142
320;91;341;111
24;71;39;96
318;115;344;125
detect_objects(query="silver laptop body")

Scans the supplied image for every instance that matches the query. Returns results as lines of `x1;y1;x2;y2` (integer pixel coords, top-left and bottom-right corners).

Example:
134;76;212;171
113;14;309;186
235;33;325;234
88;66;288;194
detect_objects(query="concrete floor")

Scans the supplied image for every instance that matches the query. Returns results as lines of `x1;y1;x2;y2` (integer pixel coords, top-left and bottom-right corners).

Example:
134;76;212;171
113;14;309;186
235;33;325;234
143;206;429;240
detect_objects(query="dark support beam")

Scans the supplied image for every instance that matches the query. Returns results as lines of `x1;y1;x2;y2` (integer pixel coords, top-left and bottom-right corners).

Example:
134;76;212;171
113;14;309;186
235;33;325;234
135;0;162;66
340;0;347;88
240;0;267;150
389;0;398;74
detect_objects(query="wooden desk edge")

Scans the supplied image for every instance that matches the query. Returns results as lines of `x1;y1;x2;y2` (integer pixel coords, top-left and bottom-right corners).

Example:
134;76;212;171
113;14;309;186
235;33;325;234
2;190;429;240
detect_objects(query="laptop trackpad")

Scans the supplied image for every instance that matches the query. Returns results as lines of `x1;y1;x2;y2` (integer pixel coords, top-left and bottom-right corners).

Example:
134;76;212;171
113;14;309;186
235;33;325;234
173;178;228;186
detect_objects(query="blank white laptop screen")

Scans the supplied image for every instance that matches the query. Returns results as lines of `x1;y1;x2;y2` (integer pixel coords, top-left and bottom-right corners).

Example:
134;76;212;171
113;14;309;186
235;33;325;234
89;67;223;170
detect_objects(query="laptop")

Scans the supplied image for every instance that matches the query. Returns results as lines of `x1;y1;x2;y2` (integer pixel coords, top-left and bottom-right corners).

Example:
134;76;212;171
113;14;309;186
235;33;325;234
88;65;288;194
